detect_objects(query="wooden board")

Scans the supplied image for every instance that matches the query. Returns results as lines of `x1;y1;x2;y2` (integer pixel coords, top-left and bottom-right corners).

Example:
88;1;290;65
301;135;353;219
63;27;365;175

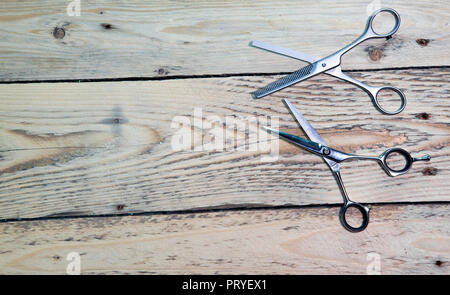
0;0;449;275
0;68;449;220
0;204;448;274
0;0;449;81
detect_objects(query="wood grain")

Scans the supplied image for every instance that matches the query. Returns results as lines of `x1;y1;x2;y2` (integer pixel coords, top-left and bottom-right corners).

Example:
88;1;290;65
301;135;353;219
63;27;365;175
0;204;448;274
0;68;448;219
0;0;449;81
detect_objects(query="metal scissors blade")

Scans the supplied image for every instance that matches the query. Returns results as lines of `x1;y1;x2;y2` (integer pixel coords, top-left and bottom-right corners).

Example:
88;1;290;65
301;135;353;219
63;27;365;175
250;41;340;99
250;40;318;63
283;98;339;170
252;64;317;98
251;63;318;99
250;41;367;89
263;126;323;155
283;99;325;146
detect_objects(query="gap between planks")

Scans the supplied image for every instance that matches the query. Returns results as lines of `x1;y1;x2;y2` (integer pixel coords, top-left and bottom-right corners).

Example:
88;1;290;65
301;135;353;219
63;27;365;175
1;201;449;224
0;65;448;85
0;203;448;274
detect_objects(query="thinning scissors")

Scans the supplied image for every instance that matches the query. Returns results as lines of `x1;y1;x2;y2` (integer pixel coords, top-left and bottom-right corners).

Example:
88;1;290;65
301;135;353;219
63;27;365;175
250;8;406;115
265;99;430;232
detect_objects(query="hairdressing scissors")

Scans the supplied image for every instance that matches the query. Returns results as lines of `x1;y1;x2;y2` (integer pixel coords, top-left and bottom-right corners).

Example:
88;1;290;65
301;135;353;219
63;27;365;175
264;98;430;232
250;8;406;115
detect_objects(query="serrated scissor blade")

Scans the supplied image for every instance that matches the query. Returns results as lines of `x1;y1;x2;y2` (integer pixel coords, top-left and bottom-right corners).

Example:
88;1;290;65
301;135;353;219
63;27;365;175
252;63;315;99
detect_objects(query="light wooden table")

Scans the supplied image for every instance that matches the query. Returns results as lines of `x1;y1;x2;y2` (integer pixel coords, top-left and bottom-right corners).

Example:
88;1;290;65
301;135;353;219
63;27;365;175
0;0;448;274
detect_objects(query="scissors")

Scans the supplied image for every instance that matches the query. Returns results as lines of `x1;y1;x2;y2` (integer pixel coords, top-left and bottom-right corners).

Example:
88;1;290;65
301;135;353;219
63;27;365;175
250;8;406;115
264;98;430;232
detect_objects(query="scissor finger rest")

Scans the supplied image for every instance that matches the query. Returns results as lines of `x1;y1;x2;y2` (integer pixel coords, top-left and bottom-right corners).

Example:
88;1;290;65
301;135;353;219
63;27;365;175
328;68;406;115
365;8;401;39
379;148;430;177
324;146;430;177
371;86;406;115
379;148;413;176
339;202;370;233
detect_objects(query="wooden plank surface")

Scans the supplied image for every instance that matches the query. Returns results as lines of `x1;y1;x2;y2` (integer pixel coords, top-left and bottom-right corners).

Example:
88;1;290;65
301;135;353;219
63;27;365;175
0;0;449;81
0;0;449;275
0;204;448;274
1;68;448;219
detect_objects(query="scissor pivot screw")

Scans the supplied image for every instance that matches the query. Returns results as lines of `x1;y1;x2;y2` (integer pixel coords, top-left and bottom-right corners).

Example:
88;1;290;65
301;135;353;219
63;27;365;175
322;63;326;67
322;147;331;155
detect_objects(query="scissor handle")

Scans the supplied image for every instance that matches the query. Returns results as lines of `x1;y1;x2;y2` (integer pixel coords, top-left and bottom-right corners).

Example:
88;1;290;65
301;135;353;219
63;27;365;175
325;68;406;115
370;86;406;115
378;148;414;176
332;170;370;233
364;8;401;39
339;201;370;233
